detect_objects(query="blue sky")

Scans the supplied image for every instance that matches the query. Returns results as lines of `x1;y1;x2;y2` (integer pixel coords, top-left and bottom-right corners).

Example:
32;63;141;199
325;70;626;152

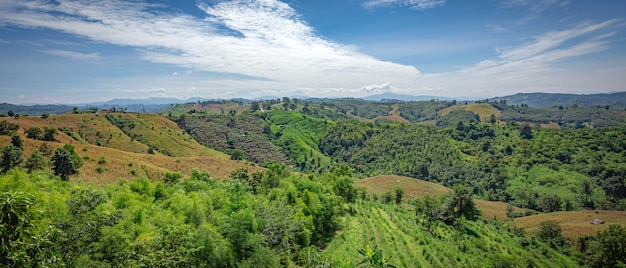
0;0;625;104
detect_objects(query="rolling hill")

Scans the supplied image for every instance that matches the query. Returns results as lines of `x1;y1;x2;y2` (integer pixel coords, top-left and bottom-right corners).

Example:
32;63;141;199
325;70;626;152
0;112;261;184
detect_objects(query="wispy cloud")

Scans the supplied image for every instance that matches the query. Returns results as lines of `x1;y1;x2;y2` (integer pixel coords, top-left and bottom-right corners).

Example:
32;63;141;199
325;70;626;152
499;0;570;24
362;0;446;10
0;0;419;95
496;20;617;61
415;19;622;97
486;24;510;33
38;49;100;60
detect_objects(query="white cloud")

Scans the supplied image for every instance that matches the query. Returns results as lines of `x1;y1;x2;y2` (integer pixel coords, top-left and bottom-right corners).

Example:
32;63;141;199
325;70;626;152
0;0;419;97
37;49;100;60
363;0;446;10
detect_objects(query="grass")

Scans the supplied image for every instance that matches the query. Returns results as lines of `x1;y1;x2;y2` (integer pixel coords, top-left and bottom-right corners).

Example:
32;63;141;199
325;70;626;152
513;210;626;241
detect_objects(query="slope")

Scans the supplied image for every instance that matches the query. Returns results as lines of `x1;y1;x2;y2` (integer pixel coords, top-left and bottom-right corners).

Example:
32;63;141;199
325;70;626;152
355;175;527;221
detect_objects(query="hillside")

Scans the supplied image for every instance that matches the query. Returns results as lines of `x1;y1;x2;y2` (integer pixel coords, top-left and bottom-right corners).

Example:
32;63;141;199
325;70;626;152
0;113;262;183
492;92;626;108
355;175;528;221
513;210;626;242
323;201;578;267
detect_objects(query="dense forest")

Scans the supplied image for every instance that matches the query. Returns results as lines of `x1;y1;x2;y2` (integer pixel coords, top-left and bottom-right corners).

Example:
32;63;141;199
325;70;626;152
1;95;626;267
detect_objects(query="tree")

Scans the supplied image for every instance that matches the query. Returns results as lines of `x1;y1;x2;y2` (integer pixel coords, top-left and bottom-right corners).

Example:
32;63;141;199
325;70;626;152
10;135;23;149
24;150;47;172
25;127;42;140
0;145;23;173
394;187;404;206
589;224;626;268
519;124;533;139
250;101;260;112
539;195;562;212
42;127;57;142
7;110;14;118
0;120;19;135
537;220;562;241
602;176;626;200
0;191;54;266
51;145;82;180
447;185;480;221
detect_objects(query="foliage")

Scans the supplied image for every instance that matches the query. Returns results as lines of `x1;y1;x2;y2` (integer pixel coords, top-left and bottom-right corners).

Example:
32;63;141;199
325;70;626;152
537;220;563;241
24;150;47;172
588;224;626;267
0;145;23;173
0;120;19;135
357;244;396;268
51;145;82;180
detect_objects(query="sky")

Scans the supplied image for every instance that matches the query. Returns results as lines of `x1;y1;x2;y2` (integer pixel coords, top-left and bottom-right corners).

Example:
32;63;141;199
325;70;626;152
0;0;625;104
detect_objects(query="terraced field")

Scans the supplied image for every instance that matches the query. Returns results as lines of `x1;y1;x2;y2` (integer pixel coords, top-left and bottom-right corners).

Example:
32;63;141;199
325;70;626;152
323;201;578;267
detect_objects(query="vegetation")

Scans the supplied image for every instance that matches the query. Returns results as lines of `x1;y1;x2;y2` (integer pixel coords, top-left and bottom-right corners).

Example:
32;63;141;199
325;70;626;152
1;95;626;266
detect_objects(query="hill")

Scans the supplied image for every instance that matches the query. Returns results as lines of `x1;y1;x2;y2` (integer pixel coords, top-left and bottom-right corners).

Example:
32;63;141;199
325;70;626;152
438;103;500;122
513;210;626;242
0;112;262;183
492;92;626;108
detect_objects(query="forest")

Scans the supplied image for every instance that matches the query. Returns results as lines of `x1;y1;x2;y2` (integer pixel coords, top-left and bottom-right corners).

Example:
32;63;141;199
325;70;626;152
1;96;626;267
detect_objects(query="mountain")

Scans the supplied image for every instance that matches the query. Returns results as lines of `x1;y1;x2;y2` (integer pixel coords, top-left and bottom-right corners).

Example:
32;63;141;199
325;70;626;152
90;97;210;106
491;92;626;107
361;93;453;102
0;103;73;116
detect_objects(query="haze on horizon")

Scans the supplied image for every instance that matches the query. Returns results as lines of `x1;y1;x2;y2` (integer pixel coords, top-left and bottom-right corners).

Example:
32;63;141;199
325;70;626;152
0;0;625;104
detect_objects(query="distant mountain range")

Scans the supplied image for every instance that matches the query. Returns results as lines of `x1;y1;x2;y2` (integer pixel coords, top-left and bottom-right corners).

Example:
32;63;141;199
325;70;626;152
2;92;625;116
490;92;626;107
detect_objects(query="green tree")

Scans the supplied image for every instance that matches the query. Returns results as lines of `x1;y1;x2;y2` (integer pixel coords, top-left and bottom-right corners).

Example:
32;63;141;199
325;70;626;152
25;127;42;140
0;191;54;266
24;150;47;172
0;120;19;135
520;123;533;139
42;127;57;141
393;187;404;206
11;135;23;149
590;224;626;268
539;195;562;212
537;220;562;241
7;110;14;118
0;145;23;173
602;176;626;200
447;185;480;221
250;101;260;112
51;145;82;180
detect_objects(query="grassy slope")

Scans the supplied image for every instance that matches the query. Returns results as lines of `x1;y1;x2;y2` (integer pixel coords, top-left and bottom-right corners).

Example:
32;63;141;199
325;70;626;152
513;210;626;242
1;113;262;184
355;175;527;221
